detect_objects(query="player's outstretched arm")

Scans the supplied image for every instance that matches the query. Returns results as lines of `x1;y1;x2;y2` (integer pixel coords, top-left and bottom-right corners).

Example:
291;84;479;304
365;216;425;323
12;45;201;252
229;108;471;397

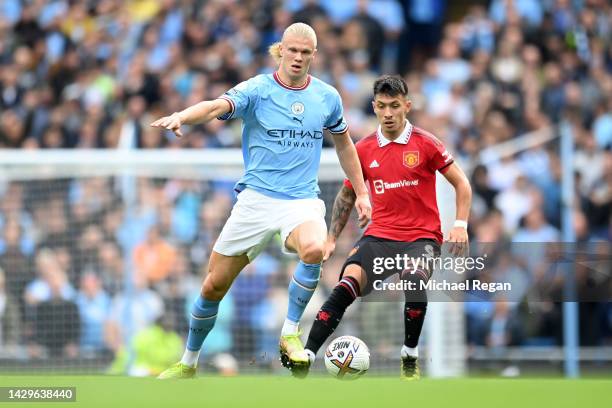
324;185;357;261
330;130;371;227
442;162;472;256
150;99;231;138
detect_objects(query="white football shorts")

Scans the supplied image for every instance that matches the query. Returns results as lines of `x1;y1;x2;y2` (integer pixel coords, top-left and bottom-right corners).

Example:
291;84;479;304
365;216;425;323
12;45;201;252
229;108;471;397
213;188;327;261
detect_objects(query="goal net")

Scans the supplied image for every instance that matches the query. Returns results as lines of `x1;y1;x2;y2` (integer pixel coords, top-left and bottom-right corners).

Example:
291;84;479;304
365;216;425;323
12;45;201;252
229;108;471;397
0;149;464;376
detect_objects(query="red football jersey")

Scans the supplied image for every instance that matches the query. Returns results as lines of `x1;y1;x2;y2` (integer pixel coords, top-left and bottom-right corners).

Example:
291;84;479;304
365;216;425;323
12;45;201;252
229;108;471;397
345;122;453;243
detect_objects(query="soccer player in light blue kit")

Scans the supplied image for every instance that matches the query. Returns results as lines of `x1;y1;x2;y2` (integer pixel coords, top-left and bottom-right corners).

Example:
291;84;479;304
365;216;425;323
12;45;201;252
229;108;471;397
152;23;371;379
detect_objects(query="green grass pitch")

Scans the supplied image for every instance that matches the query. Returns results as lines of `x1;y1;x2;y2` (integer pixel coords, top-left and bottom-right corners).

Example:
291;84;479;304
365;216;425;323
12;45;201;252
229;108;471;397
0;375;610;408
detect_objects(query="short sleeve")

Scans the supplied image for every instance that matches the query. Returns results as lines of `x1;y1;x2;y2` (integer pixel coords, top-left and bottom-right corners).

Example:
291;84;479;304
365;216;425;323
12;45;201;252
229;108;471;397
324;90;348;134
216;78;258;120
427;137;454;173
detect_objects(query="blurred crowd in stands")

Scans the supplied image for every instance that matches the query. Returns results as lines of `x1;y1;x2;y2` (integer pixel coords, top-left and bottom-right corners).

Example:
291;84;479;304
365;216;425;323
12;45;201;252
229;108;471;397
0;0;610;372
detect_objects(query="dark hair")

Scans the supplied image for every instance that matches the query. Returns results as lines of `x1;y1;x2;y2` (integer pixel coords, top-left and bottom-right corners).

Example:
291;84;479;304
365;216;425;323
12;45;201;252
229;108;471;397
373;75;408;97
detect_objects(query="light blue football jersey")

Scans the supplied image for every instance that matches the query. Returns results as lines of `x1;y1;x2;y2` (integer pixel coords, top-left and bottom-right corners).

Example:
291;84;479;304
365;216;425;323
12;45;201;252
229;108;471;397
217;72;348;199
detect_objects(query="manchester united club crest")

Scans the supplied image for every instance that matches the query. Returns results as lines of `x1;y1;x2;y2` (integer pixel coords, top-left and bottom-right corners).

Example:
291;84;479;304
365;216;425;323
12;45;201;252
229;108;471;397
403;151;419;168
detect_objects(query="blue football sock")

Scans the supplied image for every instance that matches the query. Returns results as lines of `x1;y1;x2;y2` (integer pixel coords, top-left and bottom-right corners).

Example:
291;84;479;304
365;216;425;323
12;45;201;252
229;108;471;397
286;261;321;325
186;295;220;351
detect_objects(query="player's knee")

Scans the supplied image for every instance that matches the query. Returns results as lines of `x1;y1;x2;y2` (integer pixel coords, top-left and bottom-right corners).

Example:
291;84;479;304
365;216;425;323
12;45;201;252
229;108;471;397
343;265;367;292
401;268;429;303
202;276;229;301
299;242;325;264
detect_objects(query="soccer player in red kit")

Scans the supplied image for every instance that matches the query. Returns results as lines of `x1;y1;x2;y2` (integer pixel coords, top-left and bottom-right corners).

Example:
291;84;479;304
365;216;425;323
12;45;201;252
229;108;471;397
294;75;472;379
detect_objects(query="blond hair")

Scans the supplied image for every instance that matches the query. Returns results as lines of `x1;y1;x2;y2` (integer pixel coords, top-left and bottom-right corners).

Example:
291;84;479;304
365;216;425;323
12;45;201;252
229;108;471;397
268;22;317;64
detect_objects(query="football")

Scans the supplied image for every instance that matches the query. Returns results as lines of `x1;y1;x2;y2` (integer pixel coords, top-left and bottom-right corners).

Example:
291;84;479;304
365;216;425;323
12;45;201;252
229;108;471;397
324;336;370;379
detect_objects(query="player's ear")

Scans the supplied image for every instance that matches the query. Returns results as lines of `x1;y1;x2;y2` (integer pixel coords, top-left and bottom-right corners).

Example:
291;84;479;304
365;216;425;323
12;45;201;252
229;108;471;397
371;99;376;112
405;99;412;113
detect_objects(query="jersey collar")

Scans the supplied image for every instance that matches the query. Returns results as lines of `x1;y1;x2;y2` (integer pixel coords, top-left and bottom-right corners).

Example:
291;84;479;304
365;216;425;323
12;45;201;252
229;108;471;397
273;71;311;90
377;120;413;147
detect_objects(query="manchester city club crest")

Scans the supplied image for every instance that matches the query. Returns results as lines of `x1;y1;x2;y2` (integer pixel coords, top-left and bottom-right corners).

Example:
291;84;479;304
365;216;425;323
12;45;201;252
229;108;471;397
403;151;419;168
291;101;305;115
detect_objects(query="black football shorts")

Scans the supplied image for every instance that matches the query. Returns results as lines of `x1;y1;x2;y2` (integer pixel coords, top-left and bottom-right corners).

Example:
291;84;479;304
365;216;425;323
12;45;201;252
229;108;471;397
339;235;441;296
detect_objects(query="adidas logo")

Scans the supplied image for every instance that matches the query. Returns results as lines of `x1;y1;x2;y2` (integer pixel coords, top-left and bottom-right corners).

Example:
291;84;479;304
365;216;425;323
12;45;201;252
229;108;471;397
369;160;380;168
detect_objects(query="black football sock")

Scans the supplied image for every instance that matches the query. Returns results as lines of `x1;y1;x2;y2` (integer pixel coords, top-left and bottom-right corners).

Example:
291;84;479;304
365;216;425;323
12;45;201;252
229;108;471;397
305;276;360;355
401;267;430;348
404;302;428;348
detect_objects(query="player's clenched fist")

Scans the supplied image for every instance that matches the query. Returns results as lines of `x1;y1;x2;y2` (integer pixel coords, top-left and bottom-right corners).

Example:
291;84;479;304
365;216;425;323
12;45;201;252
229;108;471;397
150;112;184;138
